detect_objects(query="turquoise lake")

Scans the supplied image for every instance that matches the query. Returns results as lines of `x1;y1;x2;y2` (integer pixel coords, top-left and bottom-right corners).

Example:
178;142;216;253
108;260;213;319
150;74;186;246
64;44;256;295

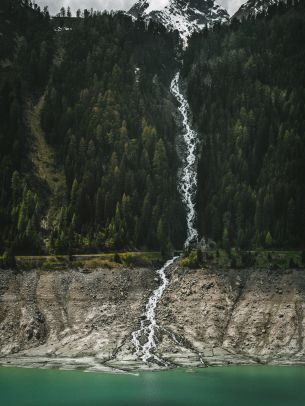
0;366;305;406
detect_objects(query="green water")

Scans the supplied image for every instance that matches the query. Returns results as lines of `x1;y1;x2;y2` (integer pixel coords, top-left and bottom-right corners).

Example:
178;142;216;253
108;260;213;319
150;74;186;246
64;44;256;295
0;366;304;406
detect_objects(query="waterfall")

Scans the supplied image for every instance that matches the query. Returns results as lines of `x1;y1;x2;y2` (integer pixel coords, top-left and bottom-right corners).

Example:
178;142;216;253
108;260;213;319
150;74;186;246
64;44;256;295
131;71;200;364
170;71;199;247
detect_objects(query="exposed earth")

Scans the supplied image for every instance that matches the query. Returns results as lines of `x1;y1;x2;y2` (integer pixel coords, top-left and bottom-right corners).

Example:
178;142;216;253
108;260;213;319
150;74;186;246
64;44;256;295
0;262;304;372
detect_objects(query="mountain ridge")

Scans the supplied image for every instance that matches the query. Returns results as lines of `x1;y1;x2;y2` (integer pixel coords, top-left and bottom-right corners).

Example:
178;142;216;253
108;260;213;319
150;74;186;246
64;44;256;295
233;0;285;20
129;0;229;44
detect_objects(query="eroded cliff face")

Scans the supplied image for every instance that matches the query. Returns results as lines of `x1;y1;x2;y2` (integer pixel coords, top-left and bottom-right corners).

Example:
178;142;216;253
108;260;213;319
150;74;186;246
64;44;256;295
0;267;155;371
0;265;304;371
156;266;305;366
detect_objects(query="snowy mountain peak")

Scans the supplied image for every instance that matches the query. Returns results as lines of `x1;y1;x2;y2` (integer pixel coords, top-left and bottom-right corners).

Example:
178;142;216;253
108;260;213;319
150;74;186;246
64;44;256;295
233;0;283;20
129;0;229;45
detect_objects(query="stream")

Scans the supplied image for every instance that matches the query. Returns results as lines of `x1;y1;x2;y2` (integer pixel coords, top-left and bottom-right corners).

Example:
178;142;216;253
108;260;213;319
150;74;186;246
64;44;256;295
131;71;200;364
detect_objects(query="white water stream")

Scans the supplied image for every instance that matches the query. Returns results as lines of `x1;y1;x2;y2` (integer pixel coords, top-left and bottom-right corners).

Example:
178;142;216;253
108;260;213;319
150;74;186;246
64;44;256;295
131;71;200;364
131;256;178;363
170;71;199;247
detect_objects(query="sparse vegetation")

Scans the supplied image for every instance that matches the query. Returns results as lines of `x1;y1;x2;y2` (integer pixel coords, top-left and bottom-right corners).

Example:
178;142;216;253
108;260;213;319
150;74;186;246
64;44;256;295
0;248;16;269
180;249;303;270
14;251;161;270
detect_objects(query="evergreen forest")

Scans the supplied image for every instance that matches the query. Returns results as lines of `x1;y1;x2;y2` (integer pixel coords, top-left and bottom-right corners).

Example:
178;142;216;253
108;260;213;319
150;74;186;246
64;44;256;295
184;0;305;249
0;0;304;257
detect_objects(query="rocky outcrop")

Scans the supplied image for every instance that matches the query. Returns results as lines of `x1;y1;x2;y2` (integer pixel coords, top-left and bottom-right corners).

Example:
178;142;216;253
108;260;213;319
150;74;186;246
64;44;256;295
157;266;305;366
0;267;155;371
0;265;304;371
129;0;229;44
233;0;282;21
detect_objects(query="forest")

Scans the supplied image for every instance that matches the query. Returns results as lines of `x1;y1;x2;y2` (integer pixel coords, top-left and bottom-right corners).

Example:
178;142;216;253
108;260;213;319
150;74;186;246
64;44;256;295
0;0;185;257
0;0;54;258
0;0;304;259
184;0;305;249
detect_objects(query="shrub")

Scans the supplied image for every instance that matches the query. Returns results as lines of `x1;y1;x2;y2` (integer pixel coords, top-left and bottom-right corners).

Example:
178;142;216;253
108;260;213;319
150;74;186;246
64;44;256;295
180;250;199;268
1;248;16;269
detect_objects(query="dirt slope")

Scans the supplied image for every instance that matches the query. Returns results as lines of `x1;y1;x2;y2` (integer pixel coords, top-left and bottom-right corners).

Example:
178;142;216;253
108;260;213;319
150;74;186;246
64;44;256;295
0;265;304;371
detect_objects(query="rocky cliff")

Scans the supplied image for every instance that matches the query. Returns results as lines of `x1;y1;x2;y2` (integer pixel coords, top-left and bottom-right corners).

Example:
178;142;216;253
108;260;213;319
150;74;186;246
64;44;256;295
0;265;304;371
233;0;282;20
129;0;229;43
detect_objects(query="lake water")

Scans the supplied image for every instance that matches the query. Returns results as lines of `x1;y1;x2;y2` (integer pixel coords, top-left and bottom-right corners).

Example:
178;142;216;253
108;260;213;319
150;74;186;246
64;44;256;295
0;365;304;406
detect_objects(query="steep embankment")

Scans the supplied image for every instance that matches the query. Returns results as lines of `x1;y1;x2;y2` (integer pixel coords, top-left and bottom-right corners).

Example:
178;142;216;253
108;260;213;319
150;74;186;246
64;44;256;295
27;95;66;217
157;266;305;366
28;96;64;194
0;267;155;371
0;265;304;371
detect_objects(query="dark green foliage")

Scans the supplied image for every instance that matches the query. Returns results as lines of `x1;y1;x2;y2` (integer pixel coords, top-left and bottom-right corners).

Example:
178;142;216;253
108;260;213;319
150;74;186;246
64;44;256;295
240;251;255;268
1;247;16;269
196;248;203;264
10;171;43;253
1;0;304;257
0;0;53;255
41;12;185;253
230;256;237;268
180;250;199;268
180;248;302;270
184;0;305;249
288;257;298;269
113;252;122;263
0;3;185;255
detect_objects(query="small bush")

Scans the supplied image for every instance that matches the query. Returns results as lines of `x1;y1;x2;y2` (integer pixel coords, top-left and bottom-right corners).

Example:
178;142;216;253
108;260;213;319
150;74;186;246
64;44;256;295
289;258;298;269
82;259;117;269
230;257;237;268
113;253;122;263
240;251;255;268
121;253;150;267
1;248;16;269
180;251;199;268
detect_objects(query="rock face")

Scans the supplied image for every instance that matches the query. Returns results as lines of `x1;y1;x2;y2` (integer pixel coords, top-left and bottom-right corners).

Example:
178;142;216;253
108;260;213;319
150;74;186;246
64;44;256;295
233;0;282;20
0;267;155;371
157;266;305;366
129;0;229;43
0;265;304;371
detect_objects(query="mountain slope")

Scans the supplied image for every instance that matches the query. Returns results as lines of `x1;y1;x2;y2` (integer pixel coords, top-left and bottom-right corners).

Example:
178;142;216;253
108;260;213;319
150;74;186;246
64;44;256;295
129;0;229;44
1;0;304;256
40;13;186;254
0;0;54;254
27;95;66;227
1;3;187;255
233;0;283;20
184;0;305;248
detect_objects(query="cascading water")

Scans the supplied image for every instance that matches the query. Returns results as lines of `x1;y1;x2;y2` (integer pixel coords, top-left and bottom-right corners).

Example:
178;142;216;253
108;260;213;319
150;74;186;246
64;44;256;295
131;71;200;364
170;71;199;247
131;256;178;364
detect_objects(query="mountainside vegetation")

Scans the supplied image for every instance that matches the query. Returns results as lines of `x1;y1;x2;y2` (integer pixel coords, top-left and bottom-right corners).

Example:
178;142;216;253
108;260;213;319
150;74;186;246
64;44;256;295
0;0;185;256
184;0;305;249
41;10;184;254
0;0;304;259
0;0;54;255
